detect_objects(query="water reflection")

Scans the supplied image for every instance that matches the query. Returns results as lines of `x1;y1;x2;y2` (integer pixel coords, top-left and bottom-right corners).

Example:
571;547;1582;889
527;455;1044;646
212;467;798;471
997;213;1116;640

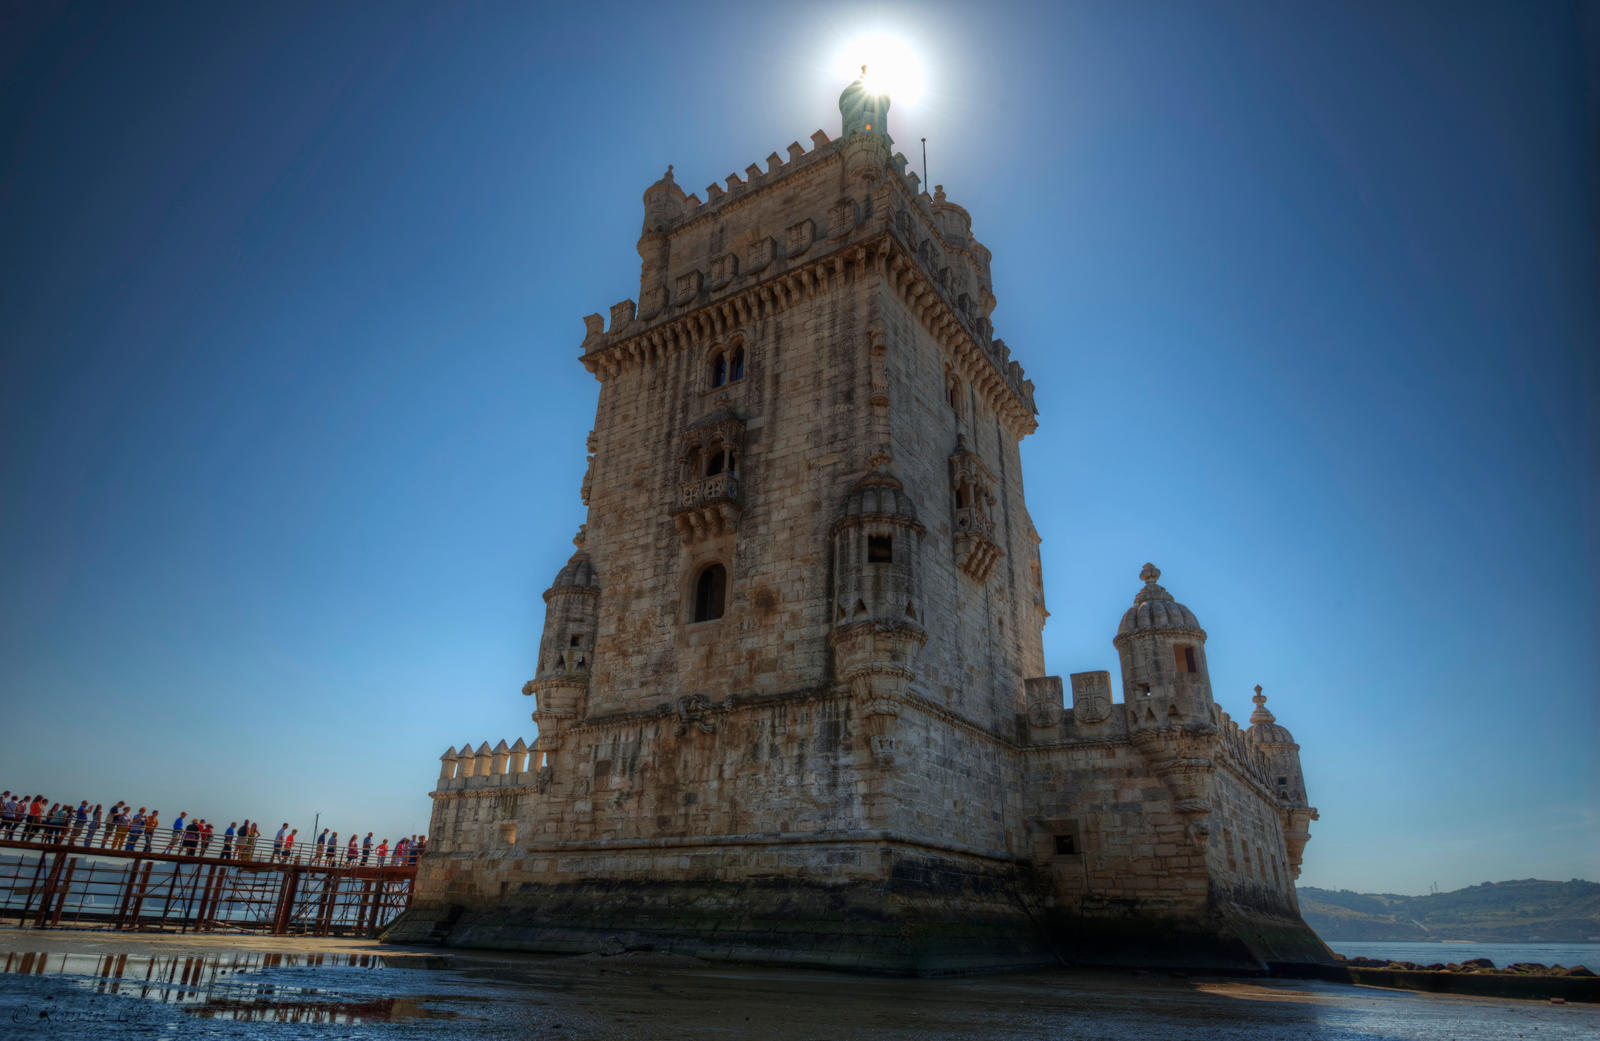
0;950;455;1023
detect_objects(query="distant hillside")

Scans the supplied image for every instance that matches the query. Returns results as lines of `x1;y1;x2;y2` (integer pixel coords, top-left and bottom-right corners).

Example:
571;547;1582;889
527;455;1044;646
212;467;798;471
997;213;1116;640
1298;879;1600;942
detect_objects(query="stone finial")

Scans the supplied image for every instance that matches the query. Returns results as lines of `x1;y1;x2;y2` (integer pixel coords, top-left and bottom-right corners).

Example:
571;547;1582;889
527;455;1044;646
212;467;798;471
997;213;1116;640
441;746;457;760
1131;562;1175;606
867;450;893;471
492;739;510;754
1250;685;1276;725
521;680;536;697
934;185;946;205
573;524;587;548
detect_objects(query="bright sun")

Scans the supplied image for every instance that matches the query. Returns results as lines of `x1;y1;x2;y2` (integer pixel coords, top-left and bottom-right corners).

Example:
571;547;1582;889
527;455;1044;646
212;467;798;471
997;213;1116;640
833;32;926;107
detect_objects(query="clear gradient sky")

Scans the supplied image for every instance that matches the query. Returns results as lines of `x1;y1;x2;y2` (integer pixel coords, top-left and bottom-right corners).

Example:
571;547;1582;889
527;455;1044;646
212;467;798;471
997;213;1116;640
1;1;1594;894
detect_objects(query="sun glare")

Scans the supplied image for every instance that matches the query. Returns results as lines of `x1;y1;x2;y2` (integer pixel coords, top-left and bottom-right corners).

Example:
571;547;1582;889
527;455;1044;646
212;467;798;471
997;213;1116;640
833;32;926;107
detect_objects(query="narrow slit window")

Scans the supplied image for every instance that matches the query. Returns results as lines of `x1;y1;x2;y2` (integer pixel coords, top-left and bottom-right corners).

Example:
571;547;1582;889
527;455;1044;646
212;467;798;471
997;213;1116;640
729;346;745;381
867;535;893;564
710;352;727;388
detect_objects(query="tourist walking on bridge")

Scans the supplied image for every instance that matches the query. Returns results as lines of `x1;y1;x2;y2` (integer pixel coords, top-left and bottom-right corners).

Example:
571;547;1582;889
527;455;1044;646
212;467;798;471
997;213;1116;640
361;832;373;865
105;802;125;848
164;812;186;852
282;829;296;862
221;822;235;859
124;808;145;851
70;801;88;844
83;804;101;846
376;838;388;866
346;834;358;864
143;811;158;853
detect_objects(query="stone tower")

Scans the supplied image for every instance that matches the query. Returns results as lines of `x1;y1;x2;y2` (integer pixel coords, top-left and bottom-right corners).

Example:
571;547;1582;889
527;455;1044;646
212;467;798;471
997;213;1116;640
392;77;1328;973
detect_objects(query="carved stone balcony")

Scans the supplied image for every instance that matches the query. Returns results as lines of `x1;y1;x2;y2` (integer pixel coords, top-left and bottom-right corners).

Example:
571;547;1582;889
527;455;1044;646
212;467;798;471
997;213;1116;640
671;473;742;543
952;506;1002;582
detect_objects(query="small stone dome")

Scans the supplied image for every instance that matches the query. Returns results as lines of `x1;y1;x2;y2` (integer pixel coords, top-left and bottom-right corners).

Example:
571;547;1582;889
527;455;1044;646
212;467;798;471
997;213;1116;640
1117;563;1202;635
549;550;599;591
1246;687;1296;746
838;465;918;524
839;69;892;142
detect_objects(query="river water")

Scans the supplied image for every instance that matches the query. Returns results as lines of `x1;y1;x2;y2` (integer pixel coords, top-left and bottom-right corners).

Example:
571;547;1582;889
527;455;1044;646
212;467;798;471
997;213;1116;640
0;932;1594;1040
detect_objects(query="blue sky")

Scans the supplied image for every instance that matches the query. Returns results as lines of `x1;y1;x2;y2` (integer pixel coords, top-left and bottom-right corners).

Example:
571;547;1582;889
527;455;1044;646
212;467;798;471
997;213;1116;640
1;1;1593;893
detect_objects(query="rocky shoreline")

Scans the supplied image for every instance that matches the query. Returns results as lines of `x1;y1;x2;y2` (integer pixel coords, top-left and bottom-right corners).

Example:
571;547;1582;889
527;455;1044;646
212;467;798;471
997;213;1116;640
1325;955;1598;1003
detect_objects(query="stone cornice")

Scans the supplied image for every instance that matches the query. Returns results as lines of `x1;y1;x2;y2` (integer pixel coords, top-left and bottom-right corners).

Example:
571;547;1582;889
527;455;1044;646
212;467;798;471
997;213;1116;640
582;233;1037;438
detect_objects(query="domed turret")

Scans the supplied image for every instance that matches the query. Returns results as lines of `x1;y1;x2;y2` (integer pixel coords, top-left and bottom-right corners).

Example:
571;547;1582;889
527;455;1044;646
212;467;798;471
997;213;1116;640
1114;563;1214;724
641;165;688;234
1247;686;1307;804
839;68;892;144
829;460;927;772
524;529;601;731
1118;563;1204;637
1245;684;1318;877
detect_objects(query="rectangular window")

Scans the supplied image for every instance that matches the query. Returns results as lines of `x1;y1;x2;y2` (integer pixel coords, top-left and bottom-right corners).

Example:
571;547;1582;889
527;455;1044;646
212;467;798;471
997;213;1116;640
867;535;893;564
1053;834;1076;855
1175;645;1198;673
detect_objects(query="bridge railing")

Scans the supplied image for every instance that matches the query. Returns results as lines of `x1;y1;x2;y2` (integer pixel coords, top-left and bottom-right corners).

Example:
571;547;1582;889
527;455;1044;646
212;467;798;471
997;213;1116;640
0;837;417;937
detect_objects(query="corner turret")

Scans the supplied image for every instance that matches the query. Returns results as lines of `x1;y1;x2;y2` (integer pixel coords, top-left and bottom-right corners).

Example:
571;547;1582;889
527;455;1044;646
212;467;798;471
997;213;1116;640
1116;563;1215;724
839;67;892;144
1247;685;1318;877
523;528;600;752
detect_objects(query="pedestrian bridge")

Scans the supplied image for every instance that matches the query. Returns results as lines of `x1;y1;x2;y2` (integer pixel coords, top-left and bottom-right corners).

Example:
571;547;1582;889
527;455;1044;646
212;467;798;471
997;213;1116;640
0;837;416;936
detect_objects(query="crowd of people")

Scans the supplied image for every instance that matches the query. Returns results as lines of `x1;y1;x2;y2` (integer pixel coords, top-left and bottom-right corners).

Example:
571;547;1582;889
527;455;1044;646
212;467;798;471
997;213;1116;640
0;792;426;868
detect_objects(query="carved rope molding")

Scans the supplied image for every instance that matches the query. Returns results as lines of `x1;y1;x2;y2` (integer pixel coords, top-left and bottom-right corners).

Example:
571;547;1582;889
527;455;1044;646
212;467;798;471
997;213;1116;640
581;233;1038;440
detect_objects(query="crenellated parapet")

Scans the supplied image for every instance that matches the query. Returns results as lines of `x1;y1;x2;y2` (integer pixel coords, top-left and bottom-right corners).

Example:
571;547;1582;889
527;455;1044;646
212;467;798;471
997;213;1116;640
578;99;1037;438
435;738;537;792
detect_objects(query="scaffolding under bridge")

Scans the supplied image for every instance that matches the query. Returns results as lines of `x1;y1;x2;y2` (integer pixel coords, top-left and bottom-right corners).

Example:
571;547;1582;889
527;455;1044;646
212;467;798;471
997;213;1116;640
0;837;417;937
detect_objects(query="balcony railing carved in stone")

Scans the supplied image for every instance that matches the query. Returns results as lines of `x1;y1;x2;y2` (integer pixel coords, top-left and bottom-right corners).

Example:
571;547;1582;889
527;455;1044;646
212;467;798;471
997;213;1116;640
671;473;742;543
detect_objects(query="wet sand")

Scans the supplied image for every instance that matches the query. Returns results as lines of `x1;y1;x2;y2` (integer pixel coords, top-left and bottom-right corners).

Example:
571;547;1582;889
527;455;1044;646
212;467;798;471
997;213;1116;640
0;929;1594;1039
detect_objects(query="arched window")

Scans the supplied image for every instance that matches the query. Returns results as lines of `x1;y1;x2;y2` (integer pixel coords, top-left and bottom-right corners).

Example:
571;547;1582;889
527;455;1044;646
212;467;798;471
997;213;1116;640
693;564;726;622
867;535;893;564
729;345;745;381
709;351;727;388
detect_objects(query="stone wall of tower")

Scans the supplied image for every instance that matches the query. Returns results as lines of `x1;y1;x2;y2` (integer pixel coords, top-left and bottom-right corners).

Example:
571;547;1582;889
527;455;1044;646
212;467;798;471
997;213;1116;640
582;280;879;718
878;287;1041;736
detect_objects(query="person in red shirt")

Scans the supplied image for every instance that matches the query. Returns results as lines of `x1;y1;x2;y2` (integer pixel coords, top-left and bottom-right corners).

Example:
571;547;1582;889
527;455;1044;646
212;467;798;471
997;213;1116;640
376;838;388;866
282;829;297;861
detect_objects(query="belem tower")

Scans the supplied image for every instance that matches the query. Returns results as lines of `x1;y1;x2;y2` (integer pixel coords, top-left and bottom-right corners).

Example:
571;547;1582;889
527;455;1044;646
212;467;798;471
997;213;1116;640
386;77;1328;973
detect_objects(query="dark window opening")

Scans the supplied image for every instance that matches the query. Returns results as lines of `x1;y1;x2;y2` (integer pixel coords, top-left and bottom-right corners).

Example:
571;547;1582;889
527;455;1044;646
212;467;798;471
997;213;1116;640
569;635;581;647
955;485;969;508
1176;644;1198;673
693;564;727;622
1277;776;1288;786
867;535;893;564
710;353;727;388
707;452;724;476
1054;834;1076;855
729;346;745;381
1138;683;1152;697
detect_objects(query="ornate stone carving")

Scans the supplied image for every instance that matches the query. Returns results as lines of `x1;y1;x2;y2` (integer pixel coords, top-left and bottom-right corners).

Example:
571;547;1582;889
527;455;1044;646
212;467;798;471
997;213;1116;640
1070;671;1113;725
662;693;717;736
949;436;1003;582
785;219;814;256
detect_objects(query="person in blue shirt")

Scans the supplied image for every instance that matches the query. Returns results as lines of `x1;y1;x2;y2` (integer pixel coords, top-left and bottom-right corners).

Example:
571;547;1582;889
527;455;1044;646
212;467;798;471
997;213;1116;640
165;813;187;853
221;822;236;860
